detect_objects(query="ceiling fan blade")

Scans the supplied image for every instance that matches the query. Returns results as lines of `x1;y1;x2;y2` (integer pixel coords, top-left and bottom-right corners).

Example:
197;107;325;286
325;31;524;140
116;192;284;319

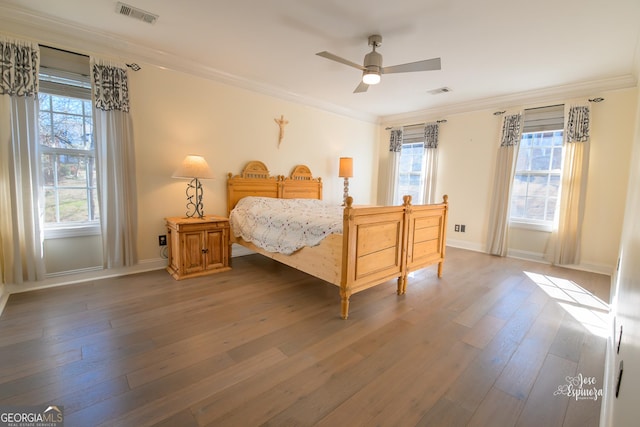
316;51;365;71
382;57;441;74
353;81;369;93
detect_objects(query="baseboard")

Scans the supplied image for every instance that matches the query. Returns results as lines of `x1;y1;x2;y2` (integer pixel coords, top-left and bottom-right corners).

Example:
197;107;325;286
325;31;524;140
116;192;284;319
507;248;549;264
6;258;168;295
446;239;484;253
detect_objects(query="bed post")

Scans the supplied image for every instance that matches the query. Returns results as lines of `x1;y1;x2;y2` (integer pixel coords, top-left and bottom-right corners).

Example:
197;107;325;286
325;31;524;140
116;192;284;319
438;194;449;278
398;195;412;295
340;196;355;319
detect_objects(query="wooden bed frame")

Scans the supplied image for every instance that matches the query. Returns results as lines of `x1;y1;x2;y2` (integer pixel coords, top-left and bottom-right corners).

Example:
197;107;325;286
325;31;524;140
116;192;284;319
227;161;448;319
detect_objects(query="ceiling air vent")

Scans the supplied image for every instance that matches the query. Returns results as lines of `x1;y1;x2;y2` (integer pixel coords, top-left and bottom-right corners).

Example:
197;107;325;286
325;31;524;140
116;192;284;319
428;87;452;95
116;2;159;24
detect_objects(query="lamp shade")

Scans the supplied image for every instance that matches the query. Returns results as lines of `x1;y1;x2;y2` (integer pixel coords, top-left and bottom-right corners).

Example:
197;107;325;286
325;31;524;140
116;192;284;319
173;155;214;179
338;157;353;178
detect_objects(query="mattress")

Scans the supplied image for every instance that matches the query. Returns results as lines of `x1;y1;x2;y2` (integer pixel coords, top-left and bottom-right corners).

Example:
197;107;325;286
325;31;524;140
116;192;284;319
229;196;343;255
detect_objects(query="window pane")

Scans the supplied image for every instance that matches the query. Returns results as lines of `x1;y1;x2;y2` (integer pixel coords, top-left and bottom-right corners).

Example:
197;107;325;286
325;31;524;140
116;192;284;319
546;197;558;221
511;129;564;225
511;196;526;218
531;148;551;170
551;147;562;170
44;188;58;223
525;196;546;221
57;188;90;222
548;175;560;198
528;175;549;197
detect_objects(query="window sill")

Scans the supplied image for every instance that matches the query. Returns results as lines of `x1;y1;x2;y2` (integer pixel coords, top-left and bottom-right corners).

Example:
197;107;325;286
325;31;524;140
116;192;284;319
44;224;101;239
509;220;553;233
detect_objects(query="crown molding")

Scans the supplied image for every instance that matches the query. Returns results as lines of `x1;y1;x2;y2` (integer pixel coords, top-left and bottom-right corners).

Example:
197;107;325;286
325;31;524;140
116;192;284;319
381;74;638;126
2;3;635;128
0;4;378;124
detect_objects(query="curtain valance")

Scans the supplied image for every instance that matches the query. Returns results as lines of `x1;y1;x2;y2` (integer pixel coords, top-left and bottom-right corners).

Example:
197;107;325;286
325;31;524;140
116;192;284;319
500;114;522;147
389;123;440;151
424;123;439;149
389;129;403;152
0;37;39;97
566;105;590;143
92;61;130;112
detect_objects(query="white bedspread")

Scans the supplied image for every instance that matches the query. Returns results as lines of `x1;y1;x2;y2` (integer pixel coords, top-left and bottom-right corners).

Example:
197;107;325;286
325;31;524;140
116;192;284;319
230;197;343;255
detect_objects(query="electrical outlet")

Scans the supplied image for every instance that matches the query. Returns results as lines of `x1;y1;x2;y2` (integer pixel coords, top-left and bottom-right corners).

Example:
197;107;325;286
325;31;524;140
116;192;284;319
461;224;466;233
454;224;460;232
158;235;167;246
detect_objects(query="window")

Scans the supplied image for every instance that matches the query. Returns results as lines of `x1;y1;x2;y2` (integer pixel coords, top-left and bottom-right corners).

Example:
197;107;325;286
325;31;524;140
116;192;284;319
396;142;426;205
392;124;431;205
38;47;98;235
510;105;564;230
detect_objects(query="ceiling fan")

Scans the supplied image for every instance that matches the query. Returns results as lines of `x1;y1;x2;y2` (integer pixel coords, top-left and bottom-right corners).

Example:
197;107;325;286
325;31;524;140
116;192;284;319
316;34;441;93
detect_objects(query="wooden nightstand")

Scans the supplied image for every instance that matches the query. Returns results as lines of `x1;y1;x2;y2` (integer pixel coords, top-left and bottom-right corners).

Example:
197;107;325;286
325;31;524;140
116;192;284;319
165;215;231;280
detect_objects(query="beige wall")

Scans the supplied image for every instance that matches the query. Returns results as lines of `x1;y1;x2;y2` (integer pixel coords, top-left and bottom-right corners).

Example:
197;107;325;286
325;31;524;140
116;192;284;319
42;63;379;274
379;86;638;274
128;64;378;264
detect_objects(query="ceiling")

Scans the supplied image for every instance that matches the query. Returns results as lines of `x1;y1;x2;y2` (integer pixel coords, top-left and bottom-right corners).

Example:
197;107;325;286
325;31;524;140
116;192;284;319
1;0;639;122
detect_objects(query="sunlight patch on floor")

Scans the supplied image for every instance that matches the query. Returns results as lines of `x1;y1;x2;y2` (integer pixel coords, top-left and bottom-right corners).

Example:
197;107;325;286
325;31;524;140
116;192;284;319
524;271;610;337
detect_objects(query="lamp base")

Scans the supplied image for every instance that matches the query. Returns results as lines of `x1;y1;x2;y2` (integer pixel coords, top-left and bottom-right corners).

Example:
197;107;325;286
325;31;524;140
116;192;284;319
342;177;349;206
185;178;205;218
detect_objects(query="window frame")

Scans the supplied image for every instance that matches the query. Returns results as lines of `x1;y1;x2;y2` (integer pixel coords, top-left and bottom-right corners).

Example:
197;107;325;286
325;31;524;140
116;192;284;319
39;70;100;239
394;141;427;205
509;129;564;232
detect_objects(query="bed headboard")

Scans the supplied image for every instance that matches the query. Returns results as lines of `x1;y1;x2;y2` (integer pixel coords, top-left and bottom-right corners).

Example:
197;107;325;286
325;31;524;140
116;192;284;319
227;161;323;215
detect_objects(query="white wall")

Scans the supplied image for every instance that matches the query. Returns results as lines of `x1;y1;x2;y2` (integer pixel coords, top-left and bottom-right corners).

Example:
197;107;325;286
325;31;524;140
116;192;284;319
379;87;638;274
602;76;640;427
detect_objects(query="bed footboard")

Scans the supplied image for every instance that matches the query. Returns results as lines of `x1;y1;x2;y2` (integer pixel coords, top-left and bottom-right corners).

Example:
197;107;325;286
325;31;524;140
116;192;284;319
339;195;448;318
403;195;449;293
340;197;407;319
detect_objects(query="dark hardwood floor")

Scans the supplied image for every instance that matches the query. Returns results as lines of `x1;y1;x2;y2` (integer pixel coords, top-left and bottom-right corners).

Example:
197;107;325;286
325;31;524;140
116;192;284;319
0;247;610;426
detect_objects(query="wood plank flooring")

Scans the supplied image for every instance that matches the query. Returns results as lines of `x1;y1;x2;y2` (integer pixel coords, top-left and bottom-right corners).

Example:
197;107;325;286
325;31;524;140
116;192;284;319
0;247;610;426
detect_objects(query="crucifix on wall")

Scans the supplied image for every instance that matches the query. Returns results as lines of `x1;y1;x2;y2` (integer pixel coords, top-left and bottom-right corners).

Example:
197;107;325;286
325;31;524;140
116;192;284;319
274;114;289;147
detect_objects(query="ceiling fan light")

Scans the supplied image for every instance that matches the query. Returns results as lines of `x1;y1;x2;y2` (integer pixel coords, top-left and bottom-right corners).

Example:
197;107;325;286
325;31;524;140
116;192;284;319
362;71;380;85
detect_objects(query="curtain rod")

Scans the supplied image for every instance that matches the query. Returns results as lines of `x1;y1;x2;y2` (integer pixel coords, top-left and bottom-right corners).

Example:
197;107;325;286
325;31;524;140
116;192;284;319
385;119;447;130
494;99;604;115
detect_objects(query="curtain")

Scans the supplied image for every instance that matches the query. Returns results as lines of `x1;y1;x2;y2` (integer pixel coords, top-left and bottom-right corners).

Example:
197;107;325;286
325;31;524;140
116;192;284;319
385;128;402;205
423;123;439;204
552;104;590;265
486;113;522;256
91;58;138;268
0;37;45;284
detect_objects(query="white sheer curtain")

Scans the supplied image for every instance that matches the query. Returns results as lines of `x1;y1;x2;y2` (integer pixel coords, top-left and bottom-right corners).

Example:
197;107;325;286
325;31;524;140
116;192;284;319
552;104;590;265
423;123;439;204
486;112;522;256
385;129;402;205
91;58;138;268
0;37;45;284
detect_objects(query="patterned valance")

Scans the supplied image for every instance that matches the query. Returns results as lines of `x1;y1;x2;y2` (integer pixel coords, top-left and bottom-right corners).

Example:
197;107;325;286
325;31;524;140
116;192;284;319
0;37;39;97
566;105;590;143
500;114;522;147
92;61;130;112
389;129;403;152
424;123;439;149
